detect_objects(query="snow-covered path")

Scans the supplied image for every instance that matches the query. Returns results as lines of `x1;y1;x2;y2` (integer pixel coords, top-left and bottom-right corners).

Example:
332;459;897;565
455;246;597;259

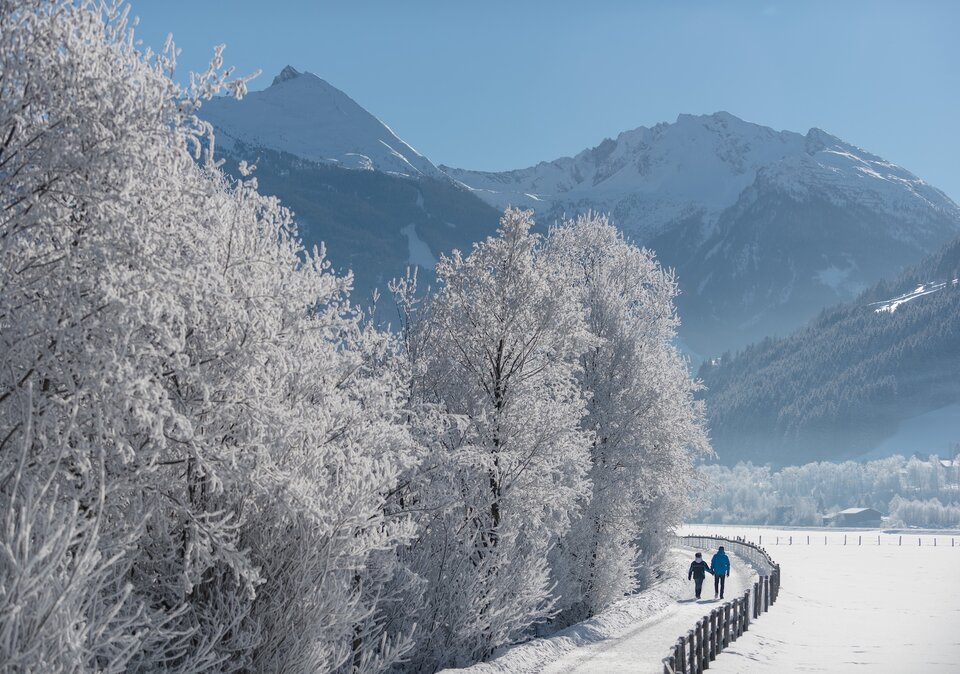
441;545;757;674
538;547;753;674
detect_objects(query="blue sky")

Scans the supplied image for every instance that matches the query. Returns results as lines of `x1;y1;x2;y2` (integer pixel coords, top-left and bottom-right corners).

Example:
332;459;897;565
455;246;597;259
129;1;960;201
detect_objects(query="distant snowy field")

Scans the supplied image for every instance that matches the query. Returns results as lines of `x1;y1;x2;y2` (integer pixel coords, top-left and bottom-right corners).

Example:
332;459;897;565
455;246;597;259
681;524;960;673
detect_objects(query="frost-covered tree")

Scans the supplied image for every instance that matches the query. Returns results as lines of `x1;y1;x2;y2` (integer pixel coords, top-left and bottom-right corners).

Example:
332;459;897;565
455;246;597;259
392;209;593;670
696;453;960;527
0;3;415;672
542;214;709;621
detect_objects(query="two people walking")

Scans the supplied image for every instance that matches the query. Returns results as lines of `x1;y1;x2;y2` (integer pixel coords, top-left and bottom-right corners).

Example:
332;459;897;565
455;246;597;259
687;546;731;599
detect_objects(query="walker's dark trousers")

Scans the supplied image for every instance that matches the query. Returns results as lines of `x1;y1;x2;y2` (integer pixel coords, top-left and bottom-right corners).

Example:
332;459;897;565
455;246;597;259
714;574;726;598
694;577;704;598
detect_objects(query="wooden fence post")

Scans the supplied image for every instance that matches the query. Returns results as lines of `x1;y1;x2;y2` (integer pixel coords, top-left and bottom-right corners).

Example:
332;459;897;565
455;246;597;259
688;629;696;674
694;621;702;674
713;609;720;657
763;576;770;612
712;610;718;660
677;637;687;674
724;603;731;647
704;610;717;661
700;618;708;671
743;591;750;631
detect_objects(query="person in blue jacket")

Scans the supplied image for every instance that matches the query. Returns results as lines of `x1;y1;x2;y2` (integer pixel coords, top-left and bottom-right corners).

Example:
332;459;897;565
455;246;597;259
711;546;731;599
687;552;713;598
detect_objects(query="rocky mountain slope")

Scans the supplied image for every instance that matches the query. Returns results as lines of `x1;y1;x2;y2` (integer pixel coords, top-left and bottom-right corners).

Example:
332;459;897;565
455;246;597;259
203;68;501;310
205;66;447;179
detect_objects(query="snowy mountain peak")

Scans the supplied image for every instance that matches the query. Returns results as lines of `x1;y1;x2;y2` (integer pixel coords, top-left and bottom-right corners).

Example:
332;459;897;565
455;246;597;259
443;111;813;237
442;111;960;356
203;67;446;180
271;64;303;86
444;111;960;240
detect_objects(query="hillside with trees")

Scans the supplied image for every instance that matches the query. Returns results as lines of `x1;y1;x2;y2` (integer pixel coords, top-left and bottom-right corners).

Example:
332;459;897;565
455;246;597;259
698;235;960;466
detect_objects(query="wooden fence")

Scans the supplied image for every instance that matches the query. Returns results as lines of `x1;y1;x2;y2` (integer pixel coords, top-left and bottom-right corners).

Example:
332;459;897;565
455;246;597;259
754;533;955;547
662;535;780;674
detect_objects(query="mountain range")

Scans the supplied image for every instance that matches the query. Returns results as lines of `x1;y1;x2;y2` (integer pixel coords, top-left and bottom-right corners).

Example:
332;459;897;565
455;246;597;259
202;65;960;379
444;113;960;357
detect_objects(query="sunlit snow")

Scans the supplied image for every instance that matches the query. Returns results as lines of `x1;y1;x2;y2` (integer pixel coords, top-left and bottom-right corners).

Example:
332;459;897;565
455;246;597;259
870;279;958;313
203;66;446;180
401;223;438;269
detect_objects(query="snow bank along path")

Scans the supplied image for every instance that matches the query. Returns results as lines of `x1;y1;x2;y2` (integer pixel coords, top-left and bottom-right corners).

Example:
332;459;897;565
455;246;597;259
687;525;960;673
440;539;766;674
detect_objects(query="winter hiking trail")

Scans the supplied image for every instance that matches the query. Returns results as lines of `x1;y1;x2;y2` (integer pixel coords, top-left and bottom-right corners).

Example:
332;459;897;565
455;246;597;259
441;546;755;674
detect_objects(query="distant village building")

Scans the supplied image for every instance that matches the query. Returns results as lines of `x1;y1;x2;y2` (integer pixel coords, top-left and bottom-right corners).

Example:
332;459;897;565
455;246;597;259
822;507;883;527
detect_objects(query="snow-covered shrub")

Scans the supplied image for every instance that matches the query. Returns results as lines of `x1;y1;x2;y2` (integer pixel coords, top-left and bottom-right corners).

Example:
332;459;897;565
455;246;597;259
542;214;709;620
0;2;415;671
391;209;593;669
389;210;709;667
889;495;960;528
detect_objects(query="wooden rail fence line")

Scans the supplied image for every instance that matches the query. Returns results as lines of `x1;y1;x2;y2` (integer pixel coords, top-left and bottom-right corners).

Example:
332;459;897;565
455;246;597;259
662;535;781;674
752;534;955;547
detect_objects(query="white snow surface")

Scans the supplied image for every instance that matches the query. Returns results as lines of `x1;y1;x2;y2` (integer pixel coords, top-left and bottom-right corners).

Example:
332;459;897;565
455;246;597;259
683;525;960;673
439;546;756;674
203;66;446;180
400;223;437;269
442;112;960;241
869;278;959;313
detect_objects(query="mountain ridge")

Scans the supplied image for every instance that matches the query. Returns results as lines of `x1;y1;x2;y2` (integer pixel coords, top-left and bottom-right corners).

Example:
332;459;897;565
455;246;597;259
204;66;447;180
444;110;960;356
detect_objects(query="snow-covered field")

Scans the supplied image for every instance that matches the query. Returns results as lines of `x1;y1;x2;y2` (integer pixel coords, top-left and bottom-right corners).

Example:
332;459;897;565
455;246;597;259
683;525;960;673
445;526;960;673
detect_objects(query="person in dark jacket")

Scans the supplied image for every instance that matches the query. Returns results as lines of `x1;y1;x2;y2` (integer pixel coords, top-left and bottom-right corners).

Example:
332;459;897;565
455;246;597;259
711;546;731;599
688;552;713;598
